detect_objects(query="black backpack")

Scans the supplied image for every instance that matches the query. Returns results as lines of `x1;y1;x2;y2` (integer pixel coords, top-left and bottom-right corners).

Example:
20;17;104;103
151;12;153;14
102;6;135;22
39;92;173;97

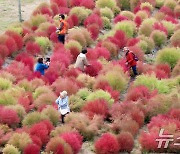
132;52;139;61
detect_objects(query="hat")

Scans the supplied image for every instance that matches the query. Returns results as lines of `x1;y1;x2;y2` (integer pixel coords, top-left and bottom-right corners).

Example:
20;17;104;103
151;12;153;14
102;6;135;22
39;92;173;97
60;91;67;97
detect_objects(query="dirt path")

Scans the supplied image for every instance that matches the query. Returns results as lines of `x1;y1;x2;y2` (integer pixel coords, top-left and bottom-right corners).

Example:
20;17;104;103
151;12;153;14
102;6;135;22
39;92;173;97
0;0;49;34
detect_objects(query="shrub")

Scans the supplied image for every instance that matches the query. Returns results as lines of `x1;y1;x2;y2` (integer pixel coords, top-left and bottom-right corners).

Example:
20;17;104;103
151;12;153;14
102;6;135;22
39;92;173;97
116;0;130;10
30;120;53;145
2;144;20;154
134;74;171;94
96;0;116;10
30;14;47;28
26;41;41;55
46;137;73;154
95;133;119;154
150;30;167;47
65;40;82;54
51;77;81;95
155;47;180;69
86;89;114;106
60;132;83;154
174;5;180;18
100;40;118;57
0;107;20;126
69;7;91;24
172;60;180;77
24;144;40;154
117;131;134;152
34;92;57;109
155;0;165;8
35;37;52;54
136;10;149;21
41;106;60;126
82;99;109;119
170;29;180;47
160;6;174;17
164;0;177;10
76;88;91;100
100;7;114;20
162;20;175;37
114;21;136;38
50;0;67;7
153;22;168;36
85;60;102;77
5;31;23;50
87;24;100;40
22;112;48;127
0;71;16;83
0;45;9;59
114;14;129;24
0;77;12;90
33;86;52;100
84;13;103;29
77;73;95;89
102;17;111;29
5;36;18;55
120;11;135;20
95;47;110;60
126;85;157;102
6;104;26;121
8;132;32;151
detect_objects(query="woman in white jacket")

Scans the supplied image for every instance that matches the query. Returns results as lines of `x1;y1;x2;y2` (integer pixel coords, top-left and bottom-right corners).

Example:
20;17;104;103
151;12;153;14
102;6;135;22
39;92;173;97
55;91;70;123
74;49;90;71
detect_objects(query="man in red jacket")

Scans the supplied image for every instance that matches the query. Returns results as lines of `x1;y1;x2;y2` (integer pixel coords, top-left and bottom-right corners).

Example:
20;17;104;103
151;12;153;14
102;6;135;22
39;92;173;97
124;47;138;76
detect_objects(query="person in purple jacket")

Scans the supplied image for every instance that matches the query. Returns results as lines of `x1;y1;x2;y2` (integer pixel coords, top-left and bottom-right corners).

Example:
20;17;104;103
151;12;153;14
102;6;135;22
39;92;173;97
34;57;49;75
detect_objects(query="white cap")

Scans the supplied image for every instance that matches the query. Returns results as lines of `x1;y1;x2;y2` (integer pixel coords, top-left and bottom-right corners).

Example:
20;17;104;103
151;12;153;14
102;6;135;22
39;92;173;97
60;91;67;97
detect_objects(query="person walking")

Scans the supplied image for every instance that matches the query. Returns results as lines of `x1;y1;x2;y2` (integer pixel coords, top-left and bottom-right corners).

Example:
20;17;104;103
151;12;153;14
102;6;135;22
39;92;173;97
74;49;90;71
34;57;49;75
56;14;68;44
124;47;138;77
55;91;70;124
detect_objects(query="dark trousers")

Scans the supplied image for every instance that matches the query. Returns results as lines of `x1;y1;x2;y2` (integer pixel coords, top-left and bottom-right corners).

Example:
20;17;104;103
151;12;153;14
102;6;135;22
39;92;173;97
61;112;69;123
132;65;138;76
58;34;65;44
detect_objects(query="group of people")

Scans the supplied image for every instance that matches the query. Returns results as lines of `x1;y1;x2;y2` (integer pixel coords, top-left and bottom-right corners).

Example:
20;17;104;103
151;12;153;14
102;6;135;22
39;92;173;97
34;13;139;124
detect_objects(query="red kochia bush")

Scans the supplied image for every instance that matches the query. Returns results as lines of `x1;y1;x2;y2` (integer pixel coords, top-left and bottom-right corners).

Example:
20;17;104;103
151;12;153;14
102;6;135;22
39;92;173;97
24;144;40;154
169;109;180;120
126;85;157;102
0;107;20;126
114;15;129;23
50;3;59;16
0;45;9;59
134;16;142;27
85;60;102;77
108;30;128;49
60;132;83;154
15;52;34;71
95;47;110;60
30;135;42;148
5;36;18;55
127;38;140;47
50;0;67;7
82;99;109;119
95;133;120;154
153;22;168;36
64;68;81;78
26;42;41;55
87;24;100;40
165;15;178;24
160;6;174;17
47;25;56;36
5;31;23;50
84;13;103;29
156;63;171;77
86;48;98;61
117;132;134;152
30;120;54;145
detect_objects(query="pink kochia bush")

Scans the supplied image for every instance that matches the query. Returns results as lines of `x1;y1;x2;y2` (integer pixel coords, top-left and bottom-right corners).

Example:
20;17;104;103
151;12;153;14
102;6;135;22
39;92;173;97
15;52;34;71
5;36;18;55
70;0;95;9
60;132;83;154
30;120;54;145
87;24;100;40
85;60;102;77
95;133;120;154
0;45;9;59
114;15;129;23
84;13;103;29
82;99;109;119
26;42;41;55
24;144;40;154
153;22;168;36
0;106;20;126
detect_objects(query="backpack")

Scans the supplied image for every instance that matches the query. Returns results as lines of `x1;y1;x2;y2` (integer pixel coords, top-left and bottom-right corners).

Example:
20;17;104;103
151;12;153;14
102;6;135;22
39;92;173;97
132;52;139;61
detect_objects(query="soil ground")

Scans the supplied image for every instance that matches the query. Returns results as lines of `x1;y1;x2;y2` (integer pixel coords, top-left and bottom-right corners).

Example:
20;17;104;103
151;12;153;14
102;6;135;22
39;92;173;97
0;0;49;34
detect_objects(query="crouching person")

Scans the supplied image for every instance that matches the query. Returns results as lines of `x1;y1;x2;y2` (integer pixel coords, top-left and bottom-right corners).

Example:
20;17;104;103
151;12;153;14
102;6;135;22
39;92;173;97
55;91;70;123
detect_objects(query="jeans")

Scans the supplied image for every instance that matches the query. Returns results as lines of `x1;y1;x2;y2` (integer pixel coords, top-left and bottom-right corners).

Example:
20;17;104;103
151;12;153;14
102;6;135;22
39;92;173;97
58;34;65;44
132;65;137;76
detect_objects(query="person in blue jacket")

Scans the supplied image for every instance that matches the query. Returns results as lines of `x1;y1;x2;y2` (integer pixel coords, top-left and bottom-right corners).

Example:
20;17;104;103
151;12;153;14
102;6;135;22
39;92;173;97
55;91;70;123
34;57;49;75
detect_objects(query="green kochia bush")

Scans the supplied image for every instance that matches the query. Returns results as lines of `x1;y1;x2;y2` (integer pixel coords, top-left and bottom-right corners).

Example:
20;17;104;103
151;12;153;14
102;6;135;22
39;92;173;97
0;78;12;90
30;14;47;27
0;91;17;105
3;144;21;154
100;7;114;20
65;40;82;52
102;17;111;29
96;0;116;10
155;47;180;69
150;30;167;47
86;89;114;106
35;37;52;54
134;74;171;94
114;21;136;38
